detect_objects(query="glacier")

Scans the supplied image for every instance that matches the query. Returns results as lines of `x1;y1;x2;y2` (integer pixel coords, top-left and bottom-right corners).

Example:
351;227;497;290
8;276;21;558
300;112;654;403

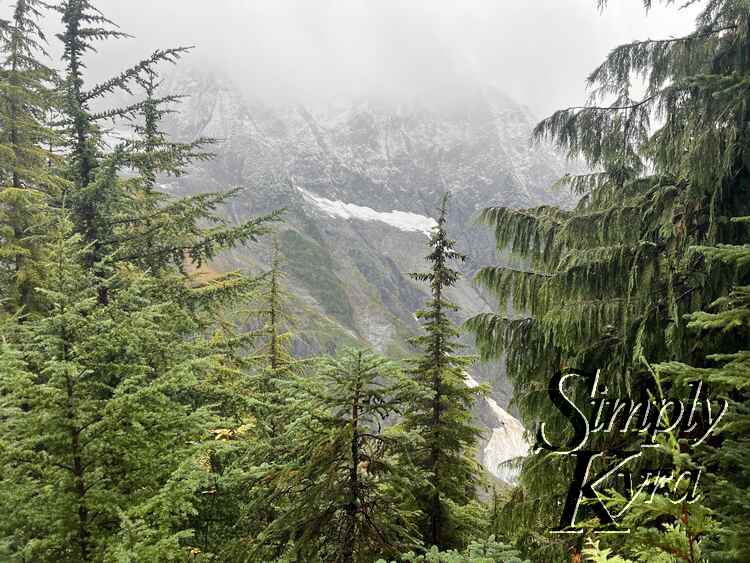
466;374;529;484
298;187;438;236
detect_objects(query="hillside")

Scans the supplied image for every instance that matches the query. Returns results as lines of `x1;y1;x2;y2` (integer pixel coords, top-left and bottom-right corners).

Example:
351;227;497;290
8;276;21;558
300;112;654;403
157;67;577;481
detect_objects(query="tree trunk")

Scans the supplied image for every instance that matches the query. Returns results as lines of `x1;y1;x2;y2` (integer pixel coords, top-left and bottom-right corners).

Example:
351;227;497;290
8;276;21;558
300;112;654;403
67;379;89;561
72;429;90;562
428;370;442;548
428;288;443;547
63;330;90;561
342;361;361;563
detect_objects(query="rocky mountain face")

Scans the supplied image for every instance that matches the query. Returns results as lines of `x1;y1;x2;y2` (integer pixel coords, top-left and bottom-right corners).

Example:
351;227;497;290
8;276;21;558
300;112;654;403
158;68;575;482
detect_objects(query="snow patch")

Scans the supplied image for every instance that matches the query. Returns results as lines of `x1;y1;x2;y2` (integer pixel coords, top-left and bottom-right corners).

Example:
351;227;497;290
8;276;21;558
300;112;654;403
466;374;529;484
298;188;437;236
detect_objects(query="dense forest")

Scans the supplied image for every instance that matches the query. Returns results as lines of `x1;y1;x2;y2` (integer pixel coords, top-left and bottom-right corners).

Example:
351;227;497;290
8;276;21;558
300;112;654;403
0;0;748;562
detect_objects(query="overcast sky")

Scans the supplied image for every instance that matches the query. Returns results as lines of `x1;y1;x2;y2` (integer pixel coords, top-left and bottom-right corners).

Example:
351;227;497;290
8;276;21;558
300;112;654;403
33;0;698;118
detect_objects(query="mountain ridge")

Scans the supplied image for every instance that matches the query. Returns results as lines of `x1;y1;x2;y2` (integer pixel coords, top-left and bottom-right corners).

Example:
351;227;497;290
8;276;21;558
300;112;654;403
156;66;577;482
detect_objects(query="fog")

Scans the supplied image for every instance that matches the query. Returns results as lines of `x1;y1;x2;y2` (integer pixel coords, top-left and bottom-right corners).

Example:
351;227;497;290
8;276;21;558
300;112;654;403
36;0;697;117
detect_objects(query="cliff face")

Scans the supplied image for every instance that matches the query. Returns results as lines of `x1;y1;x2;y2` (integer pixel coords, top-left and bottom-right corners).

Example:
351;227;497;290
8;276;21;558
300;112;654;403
159;68;575;482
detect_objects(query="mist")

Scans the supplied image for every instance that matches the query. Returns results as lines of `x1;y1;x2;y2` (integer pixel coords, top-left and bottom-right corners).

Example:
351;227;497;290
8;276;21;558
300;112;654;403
38;0;697;118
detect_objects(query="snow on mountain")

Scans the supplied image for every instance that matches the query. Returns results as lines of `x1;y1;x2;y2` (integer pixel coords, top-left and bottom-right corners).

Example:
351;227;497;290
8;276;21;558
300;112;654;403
298;187;437;236
466;375;529;483
159;67;576;483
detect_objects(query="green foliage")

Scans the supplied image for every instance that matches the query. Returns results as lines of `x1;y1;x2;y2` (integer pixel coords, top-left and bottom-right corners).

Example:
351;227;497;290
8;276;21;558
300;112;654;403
0;0;63;312
280;228;356;329
247;348;423;563
17;0;750;560
0;215;239;561
467;0;750;560
0;1;280;560
377;536;529;563
651;247;750;561
583;539;636;563
53;0;277;302
402;194;485;551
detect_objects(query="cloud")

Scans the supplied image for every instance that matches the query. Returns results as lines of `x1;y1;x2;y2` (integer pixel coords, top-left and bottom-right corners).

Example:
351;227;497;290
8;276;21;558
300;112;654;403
36;0;698;117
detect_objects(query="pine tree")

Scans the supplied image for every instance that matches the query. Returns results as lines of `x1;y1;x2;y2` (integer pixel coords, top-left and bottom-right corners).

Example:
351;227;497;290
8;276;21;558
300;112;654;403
250;349;422;563
183;240;301;560
403;194;485;550
264;239;291;373
252;238;297;439
111;71;271;277
467;0;750;559
0;192;264;561
0;0;61;313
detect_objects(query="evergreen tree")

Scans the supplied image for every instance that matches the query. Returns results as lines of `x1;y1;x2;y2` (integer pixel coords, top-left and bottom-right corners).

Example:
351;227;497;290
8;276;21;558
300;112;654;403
467;0;750;559
184;240;301;560
0;0;61;312
264;238;292;374
645;239;750;562
403;194;485;551
0;1;281;559
250;238;297;444
0;213;234;561
378;536;530;563
249;238;295;415
250;349;422;563
54;0;276;304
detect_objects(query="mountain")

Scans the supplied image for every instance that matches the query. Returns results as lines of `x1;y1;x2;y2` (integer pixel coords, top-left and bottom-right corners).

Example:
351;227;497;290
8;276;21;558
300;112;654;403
157;67;576;482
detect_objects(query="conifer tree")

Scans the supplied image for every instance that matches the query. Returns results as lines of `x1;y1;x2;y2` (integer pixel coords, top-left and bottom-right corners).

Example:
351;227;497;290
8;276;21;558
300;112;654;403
0;0;61;312
264;239;291;373
467;0;750;559
0;2;282;559
645;239;750;562
0;212;238;561
403;194;484;551
114;73;213;274
183;240;300;560
250;349;422;563
54;0;276;304
250;238;297;441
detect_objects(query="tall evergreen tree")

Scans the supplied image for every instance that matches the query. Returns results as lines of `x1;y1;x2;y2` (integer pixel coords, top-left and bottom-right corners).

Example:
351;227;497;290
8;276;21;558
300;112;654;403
0;1;280;559
250;349;422;563
403;194;485;550
0;0;61;312
467;0;750;559
182;240;301;560
54;0;275;304
664;245;750;562
0;212;239;561
253;238;296;437
264;239;291;374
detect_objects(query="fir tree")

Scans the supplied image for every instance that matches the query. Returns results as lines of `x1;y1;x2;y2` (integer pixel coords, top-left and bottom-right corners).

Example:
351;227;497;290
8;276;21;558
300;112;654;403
54;0;276;304
0;0;61;312
0;2;281;559
264;238;291;374
403;194;485;550
252;238;297;438
649;237;750;562
184;240;301;560
250;349;422;563
0;212;233;561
